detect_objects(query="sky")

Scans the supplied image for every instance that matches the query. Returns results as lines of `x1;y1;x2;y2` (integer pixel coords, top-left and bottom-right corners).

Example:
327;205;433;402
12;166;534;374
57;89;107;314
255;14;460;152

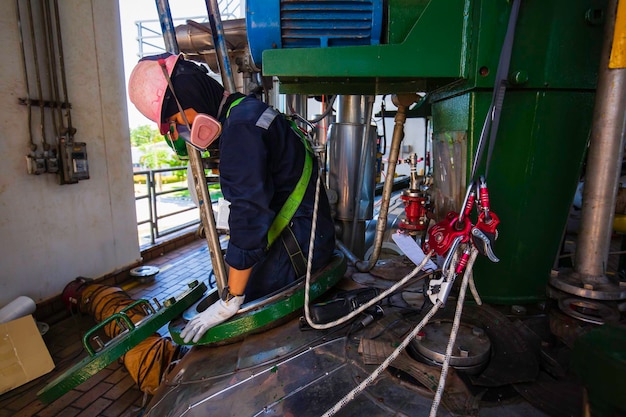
118;0;242;129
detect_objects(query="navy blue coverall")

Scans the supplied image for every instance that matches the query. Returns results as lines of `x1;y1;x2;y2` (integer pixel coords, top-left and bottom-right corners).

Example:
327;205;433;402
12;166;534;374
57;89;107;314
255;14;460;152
218;95;336;302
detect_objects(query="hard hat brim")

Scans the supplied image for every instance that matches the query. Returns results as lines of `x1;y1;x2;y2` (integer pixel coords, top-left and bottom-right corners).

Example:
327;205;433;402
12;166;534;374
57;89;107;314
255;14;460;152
128;54;181;135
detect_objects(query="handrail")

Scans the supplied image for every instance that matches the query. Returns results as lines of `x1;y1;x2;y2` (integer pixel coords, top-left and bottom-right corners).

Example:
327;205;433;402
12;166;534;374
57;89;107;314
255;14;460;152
133;166;221;246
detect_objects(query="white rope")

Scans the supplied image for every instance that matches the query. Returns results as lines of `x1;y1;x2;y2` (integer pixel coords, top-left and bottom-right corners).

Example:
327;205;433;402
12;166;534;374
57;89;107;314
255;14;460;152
304;168;323;311
302;158;477;417
306;233;432;330
320;246;481;417
428;247;479;417
321;299;443;417
305;254;432;330
468;270;482;306
303;166;433;331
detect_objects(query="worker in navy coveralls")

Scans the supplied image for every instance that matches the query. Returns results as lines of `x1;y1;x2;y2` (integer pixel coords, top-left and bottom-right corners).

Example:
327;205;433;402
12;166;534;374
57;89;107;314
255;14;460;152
128;53;335;343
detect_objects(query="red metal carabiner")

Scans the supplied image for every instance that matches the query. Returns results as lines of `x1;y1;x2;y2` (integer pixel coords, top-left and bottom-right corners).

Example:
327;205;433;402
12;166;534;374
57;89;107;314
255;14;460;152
423;211;472;256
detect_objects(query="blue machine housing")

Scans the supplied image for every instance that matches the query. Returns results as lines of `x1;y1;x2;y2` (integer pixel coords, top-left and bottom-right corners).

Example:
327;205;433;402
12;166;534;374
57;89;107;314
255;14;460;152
246;0;383;67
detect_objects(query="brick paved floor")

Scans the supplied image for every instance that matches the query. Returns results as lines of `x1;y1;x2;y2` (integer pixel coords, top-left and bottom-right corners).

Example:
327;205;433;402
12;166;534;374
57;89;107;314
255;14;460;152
0;238;215;417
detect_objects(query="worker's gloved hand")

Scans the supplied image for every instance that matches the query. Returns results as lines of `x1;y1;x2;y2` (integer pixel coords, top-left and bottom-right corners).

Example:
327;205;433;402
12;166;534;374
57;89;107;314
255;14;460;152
180;295;245;343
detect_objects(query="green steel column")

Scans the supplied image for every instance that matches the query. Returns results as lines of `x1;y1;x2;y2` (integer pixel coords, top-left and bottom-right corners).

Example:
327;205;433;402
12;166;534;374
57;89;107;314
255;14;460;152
432;91;594;303
430;0;605;303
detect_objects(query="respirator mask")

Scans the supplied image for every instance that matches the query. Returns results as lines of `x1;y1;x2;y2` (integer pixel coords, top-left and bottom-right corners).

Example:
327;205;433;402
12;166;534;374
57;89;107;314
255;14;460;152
158;57;223;152
173;114;222;151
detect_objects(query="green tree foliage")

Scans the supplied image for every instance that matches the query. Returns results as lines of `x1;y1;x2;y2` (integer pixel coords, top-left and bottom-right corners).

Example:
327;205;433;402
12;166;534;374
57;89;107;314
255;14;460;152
130;125;186;169
139;147;182;169
130;125;160;147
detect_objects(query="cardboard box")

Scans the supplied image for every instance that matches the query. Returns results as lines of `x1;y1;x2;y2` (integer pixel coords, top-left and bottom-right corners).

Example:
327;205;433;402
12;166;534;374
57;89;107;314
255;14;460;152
0;315;55;395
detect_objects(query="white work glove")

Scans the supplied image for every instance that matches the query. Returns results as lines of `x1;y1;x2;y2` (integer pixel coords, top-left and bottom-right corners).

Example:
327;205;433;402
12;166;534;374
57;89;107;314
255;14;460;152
180;295;245;343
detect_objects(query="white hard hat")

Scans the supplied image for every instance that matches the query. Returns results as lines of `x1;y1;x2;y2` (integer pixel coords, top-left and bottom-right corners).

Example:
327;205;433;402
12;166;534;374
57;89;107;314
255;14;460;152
128;53;181;134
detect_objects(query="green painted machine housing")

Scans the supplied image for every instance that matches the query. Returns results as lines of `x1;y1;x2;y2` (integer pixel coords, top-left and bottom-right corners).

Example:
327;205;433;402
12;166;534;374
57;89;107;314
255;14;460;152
432;91;595;303
261;0;606;303
431;0;604;303
262;0;469;95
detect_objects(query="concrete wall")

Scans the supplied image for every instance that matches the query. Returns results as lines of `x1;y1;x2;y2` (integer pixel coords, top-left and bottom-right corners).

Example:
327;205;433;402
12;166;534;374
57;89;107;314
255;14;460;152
0;0;140;306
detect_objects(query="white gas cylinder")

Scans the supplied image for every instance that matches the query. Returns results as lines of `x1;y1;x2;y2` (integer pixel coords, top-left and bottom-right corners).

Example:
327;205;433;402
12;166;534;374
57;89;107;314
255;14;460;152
0;296;36;324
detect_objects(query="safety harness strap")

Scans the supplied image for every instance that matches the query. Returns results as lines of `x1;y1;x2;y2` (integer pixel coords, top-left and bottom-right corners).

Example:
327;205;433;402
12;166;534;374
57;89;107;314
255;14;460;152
280;226;308;277
225;99;313;250
267;121;313;248
471;0;521;181
226;97;245;117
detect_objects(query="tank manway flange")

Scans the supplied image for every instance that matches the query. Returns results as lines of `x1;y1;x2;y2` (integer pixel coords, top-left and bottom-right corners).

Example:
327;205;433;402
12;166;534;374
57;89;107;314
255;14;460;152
410;320;492;375
169;251;347;346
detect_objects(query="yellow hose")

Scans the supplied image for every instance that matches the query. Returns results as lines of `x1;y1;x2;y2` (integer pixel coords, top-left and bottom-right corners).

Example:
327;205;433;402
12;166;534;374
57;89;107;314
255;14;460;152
79;283;177;394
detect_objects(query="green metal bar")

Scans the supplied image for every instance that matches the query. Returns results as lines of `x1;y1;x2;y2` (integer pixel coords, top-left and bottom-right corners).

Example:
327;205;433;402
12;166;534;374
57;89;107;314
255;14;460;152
82;312;135;356
36;281;207;404
119;298;155;315
263;0;466;78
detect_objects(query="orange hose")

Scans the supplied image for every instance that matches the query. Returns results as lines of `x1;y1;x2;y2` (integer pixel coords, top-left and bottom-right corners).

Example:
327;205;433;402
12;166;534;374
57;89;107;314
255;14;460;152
78;283;178;394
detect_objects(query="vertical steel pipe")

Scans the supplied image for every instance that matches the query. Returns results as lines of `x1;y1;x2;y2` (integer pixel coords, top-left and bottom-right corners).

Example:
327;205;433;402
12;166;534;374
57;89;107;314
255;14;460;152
269;76;282;110
187;148;228;294
205;0;237;93
286;94;308;119
330;96;375;222
348;95;375;252
15;0;35;151
155;0;228;294
317;98;333;148
155;0;179;54
328;96;376;257
575;0;626;279
25;0;46;147
52;0;73;137
42;0;58;141
357;93;418;271
338;95;370;124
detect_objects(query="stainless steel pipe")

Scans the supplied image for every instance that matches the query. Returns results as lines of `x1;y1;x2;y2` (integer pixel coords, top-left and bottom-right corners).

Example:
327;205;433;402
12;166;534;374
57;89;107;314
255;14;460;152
575;0;626;279
155;0;179;54
204;0;237;93
357;94;419;272
328;96;376;257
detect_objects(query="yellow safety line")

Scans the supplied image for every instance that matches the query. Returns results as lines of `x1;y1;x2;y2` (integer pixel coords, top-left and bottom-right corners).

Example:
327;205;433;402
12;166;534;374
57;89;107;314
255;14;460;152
120;281;140;291
609;0;626;68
